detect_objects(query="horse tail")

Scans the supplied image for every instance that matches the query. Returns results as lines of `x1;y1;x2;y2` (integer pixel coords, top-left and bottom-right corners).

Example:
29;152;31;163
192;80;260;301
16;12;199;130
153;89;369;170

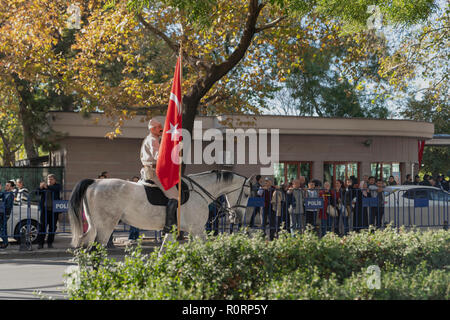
68;179;95;247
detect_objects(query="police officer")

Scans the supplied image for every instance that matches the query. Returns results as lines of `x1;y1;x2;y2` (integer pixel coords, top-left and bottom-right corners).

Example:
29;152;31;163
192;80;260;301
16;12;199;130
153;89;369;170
140;118;179;233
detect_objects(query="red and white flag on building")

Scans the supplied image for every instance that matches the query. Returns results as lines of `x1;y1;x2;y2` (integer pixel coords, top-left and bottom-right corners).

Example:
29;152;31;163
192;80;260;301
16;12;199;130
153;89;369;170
418;140;426;168
156;56;182;190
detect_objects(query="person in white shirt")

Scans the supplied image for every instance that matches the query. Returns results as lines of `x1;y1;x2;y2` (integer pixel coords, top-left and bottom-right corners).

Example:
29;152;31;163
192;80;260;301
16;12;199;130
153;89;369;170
140;118;179;233
14;179;29;204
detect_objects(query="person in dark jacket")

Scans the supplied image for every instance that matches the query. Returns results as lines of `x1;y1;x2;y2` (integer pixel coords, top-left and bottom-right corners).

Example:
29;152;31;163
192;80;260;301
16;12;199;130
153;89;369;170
0;182;15;248
440;175;449;191
37;174;62;249
342;178;354;234
387;176;397;186
257;178;276;240
370;179;385;229
413;175;421;185
403;174;414;185
249;175;262;228
420;174;432;186
353;180;369;231
330;179;346;235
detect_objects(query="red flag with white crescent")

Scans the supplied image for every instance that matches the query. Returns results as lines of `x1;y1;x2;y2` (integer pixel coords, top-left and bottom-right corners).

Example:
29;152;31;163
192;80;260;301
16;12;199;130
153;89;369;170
156;56;182;190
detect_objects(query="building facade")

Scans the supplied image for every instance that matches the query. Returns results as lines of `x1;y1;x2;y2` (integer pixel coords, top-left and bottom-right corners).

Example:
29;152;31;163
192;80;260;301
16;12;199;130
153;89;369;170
48;112;434;191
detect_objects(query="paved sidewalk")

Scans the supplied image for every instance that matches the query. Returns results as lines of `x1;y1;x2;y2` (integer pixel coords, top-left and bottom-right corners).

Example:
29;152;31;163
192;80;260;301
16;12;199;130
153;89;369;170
0;231;163;259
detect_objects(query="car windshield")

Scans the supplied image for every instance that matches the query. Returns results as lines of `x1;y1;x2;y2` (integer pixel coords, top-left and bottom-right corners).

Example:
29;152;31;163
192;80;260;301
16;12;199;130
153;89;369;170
430;190;449;201
384;187;400;196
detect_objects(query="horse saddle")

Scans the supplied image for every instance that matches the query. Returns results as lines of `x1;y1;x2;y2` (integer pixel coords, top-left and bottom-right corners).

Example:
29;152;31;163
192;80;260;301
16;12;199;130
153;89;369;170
143;179;190;206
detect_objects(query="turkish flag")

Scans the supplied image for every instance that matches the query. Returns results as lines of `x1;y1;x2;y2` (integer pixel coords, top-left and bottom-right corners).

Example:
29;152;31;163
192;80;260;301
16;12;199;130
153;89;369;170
418;140;426;168
156;56;182;190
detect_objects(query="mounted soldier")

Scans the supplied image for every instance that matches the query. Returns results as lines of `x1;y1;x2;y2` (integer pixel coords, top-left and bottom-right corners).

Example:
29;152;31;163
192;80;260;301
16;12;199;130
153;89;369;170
140;118;179;233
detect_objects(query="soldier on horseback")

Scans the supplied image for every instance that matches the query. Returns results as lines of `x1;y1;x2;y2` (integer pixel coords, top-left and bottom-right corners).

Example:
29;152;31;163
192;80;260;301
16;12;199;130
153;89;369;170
140;118;179;233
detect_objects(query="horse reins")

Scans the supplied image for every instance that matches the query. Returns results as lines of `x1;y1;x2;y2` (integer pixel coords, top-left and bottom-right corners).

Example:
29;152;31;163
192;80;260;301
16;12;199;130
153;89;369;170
182;174;251;218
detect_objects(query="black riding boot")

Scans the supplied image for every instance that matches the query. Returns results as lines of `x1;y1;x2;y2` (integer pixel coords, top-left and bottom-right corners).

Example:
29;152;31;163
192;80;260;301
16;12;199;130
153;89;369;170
163;199;178;234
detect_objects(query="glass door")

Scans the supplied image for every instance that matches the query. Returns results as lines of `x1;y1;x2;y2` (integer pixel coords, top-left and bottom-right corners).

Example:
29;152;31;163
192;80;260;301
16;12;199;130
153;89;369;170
300;163;311;180
371;162;401;183
324;162;360;187
273;163;285;186
347;163;358;179
324;163;333;185
336;164;346;182
273;162;312;185
286;163;299;184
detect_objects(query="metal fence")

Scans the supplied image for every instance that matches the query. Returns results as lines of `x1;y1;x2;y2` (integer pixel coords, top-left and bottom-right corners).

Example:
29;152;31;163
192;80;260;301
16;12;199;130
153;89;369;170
0;187;448;246
0;189;161;245
0;167;64;200
206;187;449;239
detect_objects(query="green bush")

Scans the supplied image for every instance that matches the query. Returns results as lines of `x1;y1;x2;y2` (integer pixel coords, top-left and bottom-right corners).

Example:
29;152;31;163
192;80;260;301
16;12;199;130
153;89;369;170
64;226;450;300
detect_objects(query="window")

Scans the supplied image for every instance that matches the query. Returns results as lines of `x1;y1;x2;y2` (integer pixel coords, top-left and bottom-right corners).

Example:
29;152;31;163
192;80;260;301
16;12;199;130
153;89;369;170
324;162;360;187
402;189;429;200
430;190;449;201
273;161;312;185
371;162;401;183
273;163;285;186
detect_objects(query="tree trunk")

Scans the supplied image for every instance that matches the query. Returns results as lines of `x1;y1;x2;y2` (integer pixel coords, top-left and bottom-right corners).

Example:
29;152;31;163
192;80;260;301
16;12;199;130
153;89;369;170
1;151;15;167
12;73;40;160
179;0;264;173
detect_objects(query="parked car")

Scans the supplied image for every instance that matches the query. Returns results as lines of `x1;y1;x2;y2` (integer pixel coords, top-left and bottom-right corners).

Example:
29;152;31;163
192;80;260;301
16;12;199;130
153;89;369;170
1;201;41;244
383;185;449;228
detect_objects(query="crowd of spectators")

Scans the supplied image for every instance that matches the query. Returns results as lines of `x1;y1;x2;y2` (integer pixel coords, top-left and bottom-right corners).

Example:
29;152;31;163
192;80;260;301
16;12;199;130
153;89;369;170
0;170;448;247
0;174;61;249
248;173;449;240
402;173;450;191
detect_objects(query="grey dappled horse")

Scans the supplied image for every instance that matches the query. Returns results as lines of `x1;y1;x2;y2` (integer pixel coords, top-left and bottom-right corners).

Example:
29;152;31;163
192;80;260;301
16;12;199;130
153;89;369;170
67;170;252;247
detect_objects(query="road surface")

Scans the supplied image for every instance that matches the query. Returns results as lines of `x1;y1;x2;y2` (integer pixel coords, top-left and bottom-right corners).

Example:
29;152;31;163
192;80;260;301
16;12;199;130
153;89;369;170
0;257;75;300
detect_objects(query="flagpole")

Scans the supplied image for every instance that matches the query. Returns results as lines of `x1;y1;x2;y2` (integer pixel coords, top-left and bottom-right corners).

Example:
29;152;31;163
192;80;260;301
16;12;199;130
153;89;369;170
177;42;183;239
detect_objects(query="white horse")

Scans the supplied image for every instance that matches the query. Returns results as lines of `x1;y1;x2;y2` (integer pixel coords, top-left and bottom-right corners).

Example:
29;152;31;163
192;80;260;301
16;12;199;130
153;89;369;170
67;170;252;248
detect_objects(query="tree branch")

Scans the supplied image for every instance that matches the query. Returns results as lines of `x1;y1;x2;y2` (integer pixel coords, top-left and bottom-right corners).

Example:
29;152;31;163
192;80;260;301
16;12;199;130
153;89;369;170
137;13;179;53
117;104;169;114
213;0;265;80
137;13;212;72
255;16;287;33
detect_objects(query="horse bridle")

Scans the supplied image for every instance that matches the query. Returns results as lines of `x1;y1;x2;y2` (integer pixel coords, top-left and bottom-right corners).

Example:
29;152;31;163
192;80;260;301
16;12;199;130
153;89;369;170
230;180;252;211
182;173;251;215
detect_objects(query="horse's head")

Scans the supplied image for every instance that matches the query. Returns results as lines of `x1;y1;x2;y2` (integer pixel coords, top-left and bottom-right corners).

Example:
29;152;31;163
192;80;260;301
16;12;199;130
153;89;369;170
225;173;254;218
188;170;252;216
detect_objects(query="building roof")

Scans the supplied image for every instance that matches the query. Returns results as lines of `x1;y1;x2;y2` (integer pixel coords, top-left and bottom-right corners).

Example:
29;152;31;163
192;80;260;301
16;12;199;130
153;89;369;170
427;134;450;146
48;112;435;140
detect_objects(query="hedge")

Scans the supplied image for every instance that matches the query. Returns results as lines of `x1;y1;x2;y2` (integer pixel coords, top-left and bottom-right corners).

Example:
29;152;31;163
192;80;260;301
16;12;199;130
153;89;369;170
64;226;450;300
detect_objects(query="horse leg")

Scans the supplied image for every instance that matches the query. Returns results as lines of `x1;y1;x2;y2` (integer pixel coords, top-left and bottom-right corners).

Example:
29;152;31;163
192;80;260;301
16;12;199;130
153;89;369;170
79;228;97;248
94;207;123;246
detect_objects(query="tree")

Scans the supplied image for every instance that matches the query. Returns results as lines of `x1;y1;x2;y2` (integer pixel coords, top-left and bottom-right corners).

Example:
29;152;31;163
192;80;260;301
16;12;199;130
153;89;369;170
272;26;391;118
0;0;87;159
403;94;449;176
0;92;23;166
66;0;436;135
379;0;449;115
0;0;438;161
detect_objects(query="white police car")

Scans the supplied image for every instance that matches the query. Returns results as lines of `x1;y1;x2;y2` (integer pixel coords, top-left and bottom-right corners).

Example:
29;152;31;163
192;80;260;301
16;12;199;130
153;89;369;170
6;202;41;243
383;185;449;228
